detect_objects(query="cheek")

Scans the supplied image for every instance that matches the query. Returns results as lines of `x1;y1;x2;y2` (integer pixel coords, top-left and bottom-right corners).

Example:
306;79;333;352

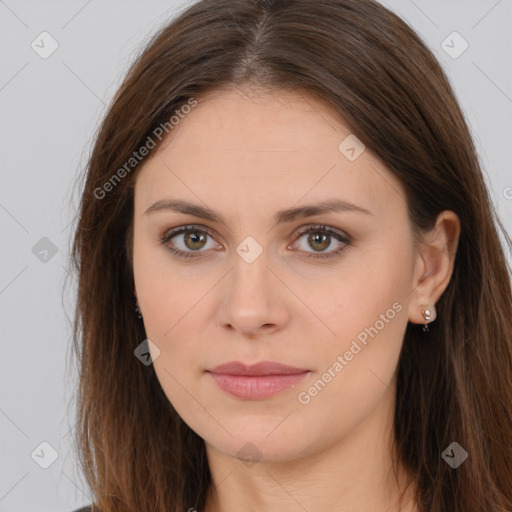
294;293;408;447
132;237;209;402
303;230;413;399
139;277;208;419
139;278;207;367
133;232;204;334
319;234;413;339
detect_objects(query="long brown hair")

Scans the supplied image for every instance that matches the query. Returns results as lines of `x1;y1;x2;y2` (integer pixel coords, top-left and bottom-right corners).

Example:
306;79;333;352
67;0;512;510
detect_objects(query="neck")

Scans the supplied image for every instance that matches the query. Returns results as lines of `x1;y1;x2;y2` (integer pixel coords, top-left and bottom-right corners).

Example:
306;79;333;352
202;389;418;512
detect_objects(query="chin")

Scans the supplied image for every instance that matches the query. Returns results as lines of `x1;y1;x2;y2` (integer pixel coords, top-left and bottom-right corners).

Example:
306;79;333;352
200;421;318;464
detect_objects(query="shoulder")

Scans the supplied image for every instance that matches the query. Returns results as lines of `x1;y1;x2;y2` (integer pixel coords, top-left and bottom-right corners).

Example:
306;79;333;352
72;507;96;512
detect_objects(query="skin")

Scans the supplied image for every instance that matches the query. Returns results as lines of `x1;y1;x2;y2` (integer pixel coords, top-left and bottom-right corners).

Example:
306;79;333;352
132;86;460;512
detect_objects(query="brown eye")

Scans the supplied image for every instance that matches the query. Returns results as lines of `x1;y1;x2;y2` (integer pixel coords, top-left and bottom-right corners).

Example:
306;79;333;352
160;226;219;259
292;225;351;260
183;230;207;250
307;232;331;252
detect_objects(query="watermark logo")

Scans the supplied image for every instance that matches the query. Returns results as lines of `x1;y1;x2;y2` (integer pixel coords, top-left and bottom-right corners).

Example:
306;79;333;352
236;236;263;263
31;31;59;59
237;442;262;468
31;441;59;469
338;134;365;161
32;237;58;263
441;31;469;59
442;442;468;469
134;338;161;366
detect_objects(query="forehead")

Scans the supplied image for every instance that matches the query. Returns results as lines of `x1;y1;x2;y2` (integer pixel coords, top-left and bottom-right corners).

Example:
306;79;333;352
134;87;407;224
155;86;349;154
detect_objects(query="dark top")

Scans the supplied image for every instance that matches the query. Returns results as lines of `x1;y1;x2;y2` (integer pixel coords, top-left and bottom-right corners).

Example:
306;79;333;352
73;507;93;512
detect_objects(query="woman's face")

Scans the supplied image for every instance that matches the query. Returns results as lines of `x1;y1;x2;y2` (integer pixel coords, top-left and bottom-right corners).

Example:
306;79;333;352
132;87;422;463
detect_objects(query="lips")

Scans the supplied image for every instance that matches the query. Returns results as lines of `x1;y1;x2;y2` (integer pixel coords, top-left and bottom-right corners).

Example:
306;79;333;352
207;361;309;376
206;361;310;400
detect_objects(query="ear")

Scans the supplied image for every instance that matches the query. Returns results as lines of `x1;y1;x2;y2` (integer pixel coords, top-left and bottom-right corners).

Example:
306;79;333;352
407;210;461;325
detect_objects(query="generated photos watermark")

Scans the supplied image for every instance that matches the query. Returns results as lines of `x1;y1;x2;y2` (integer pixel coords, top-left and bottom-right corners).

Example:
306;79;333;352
297;300;403;405
93;97;198;200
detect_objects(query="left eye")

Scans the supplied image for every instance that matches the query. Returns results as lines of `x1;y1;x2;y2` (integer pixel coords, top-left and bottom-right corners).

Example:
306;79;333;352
290;225;350;259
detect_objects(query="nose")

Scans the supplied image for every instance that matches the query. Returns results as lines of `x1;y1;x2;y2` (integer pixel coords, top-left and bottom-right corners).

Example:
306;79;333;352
217;248;290;338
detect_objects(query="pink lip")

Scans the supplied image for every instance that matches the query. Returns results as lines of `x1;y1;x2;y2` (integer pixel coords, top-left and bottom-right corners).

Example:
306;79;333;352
206;361;310;400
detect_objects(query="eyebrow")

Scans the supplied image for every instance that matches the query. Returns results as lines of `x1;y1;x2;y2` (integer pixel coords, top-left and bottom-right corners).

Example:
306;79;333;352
144;198;372;226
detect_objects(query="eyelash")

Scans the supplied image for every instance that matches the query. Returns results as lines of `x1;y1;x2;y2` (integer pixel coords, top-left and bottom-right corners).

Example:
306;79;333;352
159;224;351;260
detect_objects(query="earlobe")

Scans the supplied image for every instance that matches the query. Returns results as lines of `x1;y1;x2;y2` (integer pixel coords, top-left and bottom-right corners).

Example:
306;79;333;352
407;210;461;327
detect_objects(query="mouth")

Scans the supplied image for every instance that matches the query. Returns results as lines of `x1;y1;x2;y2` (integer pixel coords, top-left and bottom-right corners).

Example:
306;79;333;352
206;361;311;400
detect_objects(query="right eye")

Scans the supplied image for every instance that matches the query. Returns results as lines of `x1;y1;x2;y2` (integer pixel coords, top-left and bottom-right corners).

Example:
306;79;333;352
160;225;221;258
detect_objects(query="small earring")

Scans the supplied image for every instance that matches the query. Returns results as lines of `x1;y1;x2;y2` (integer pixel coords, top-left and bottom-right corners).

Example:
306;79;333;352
133;297;143;320
420;304;436;332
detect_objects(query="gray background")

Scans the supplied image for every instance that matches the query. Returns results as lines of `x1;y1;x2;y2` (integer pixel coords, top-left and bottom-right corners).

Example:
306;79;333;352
0;0;510;510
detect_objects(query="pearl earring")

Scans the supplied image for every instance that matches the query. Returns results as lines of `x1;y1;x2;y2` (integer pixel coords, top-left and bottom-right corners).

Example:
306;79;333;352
420;304;436;332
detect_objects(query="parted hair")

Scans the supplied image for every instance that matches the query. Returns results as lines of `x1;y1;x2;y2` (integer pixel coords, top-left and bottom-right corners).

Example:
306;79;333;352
68;1;512;511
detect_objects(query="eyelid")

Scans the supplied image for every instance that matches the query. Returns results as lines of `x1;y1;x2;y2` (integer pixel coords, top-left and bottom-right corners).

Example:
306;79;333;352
292;223;350;241
161;223;216;238
161;223;349;242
